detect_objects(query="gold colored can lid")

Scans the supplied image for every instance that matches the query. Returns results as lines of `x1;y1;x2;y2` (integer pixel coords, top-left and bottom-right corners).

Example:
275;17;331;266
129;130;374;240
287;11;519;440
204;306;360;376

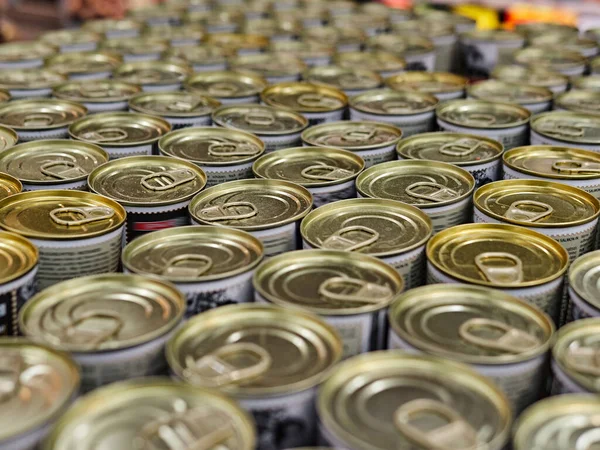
468;80;552;106
100;36;169;56
491;64;568;90
129;91;220;118
82;18;142;36
40;29;101;47
0;67;65;90
20;274;185;352
270;39;334;59
571;75;600;91
391;18;455;38
0;125;18;152
42;378;256;450
0;41;56;62
53;79;141;103
436;99;531;129
390;284;554;365
514;47;587;72
185;70;268;99
229;53;307;78
243;17;301;38
302;26;366;48
261;82;347;113
532;111;600;144
159;126;264;166
303;65;382;92
189;178;312;230
556;89;600;115
569;250;600;311
113;60;192;86
0;189;126;240
142;23;206;41
461;28;524;43
351;88;438;116
0;338;79;443
88;155;206;206
167;304;342;395
0;172;21;201
301;198;432;257
163;44;232;66
302;120;402;150
333;51;407;75
205;32;270;52
0;139;108;185
416;9;475;28
530;34;598;56
212;104;308;136
385;71;467;96
0;99;87;131
427;223;569;288
44;51;123;76
0;231;36;284
516;22;578;39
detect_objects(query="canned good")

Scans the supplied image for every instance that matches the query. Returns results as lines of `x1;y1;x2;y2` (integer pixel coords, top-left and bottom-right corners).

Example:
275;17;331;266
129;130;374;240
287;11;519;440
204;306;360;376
229;53;307;84
367;35;436;72
167;304;342;450
436;99;531;150
514;47;587;77
88;155;206;241
474;179;600;261
333;51;406;78
163;44;231;72
331;12;388;37
530;34;599;59
0;68;65;99
356;160;475;233
53;80;141;113
0;190;126;290
389;284;553;414
517;22;578;39
113;60;192;92
206;32;269;55
397;132;504;187
491;64;569;94
531;111;600;151
568;250;600;320
0;172;21;199
301;26;365;53
253;146;363;206
69;112;171;159
100;37;169;62
185;70;268;104
427;223;569;320
0;41;56;70
40;29;100;53
189;179;312;257
0;139;108;191
468;80;553;114
0;125;17;152
301;198;432;289
82;18;142;39
350;89;438;137
20;274;184;390
317;351;511;450
0;339;79;450
269;39;334;68
302;65;382;97
142;23;205;46
244;17;300;42
44;51;123;80
571;75;600;91
212;104;308;152
301;121;402;168
184;9;243;33
129;3;184;27
0;99;87;142
459;29;524;77
254;249;402;358
555;89;600;116
385;71;467;101
261;82;347;125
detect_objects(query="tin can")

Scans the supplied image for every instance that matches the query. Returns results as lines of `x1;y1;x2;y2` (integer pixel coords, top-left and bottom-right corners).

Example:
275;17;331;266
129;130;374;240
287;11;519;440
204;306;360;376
269;40;334;68
531;111;600;152
468;80;552;114
514;47;587;77
184;9;243;33
302;65;382;97
0;339;79;450
555;89;600;116
0;172;21;200
389;284;554;414
436;99;531;150
0;99;87;142
333;51;407;78
159;127;264;187
129;91;220;129
253;146;363;207
459;29;524;78
417;9;476;34
0;68;65;99
44;51;123;80
206;32;269;55
0;190;126;290
261;82;347;126
474;179;600;261
88;155;206;242
568;250;600;320
53;80;141;113
189;179;312;257
367;35;436;72
350;89;438;138
0;125;18;153
0;139;107;191
397;132;503;187
491;64;569;95
331;12;388;37
244;17;300;42
301;198;432;289
128;3;184;27
113;60;192;92
163;44;231;72
385;71;467;101
302;121;402;168
530;34;599;59
142;23;205;46
167;304;342;450
571;75;600;91
301;26;365;53
69;112;171;159
317;351;512;450
229;53;307;84
20;274;184;391
185;70;268;105
254;249;403;358
517;22;578;39
100;37;169;62
0;41;56;70
427;223;569;321
82;18;142;39
40;29;100;54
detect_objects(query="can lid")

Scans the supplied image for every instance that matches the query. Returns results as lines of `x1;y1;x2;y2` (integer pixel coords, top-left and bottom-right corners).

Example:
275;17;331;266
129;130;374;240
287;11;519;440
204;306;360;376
211;104;308;136
82;18;142;36
0;125;18;152
142;23;206;41
159;126;264;166
0;41;56;62
460;28;524;43
44;51;123;76
244;17;301;38
571;75;600;91
333;51;407;75
356;160;475;209
468;80;552;106
229;52;307;78
392;18;455;38
302;26;365;47
269;39;334;60
317;351;511;450
416;9;475;28
167;304;342;396
100;36;169;55
514;47;587;72
530;34;598;55
261;82;348;113
113;61;192;86
163;44;231;66
302;120;402;151
436;99;531;129
389;284;554;365
88;155;206;206
397;132;503;166
189;178;312;230
569;250;600;311
474;179;600;228
205;32;270;52
516;22;578;39
69;111;171;147
0;67;66;90
40;29;101;46
0;231;36;284
532;111;600;144
385;71;467;95
351;88;438;116
556;89;600;115
185;70;268;99
367;34;435;57
0;338;80;442
491;64;568;89
427;223;569;288
0;99;87;131
303;65;382;92
53;79;142;103
0;171;21;201
129;91;220;118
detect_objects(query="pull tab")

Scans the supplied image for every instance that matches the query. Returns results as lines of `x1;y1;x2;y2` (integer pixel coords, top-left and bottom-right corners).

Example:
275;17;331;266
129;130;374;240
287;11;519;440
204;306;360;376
59;311;124;348
338;73;367;88
244;110;275;126
552;160;600;174
301;164;354;181
133;70;163;83
50;206;115;226
183;342;271;387
0;353;23;402
167;98;203;112
475;252;524;284
297;93;338;109
198;202;258;222
321;225;380;252
394;399;479;450
405;182;458;203
459;318;540;353
503;200;553;223
208;142;260;157
209;82;239;96
162;254;213;277
78;84;120;99
538;122;586;138
22;113;54;127
141;169;195;191
463;113;496;126
80;127;129;143
577;429;600;450
341;127;376;143
564;346;600;377
381;101;414;114
318;276;393;305
439;139;484;157
40;160;86;180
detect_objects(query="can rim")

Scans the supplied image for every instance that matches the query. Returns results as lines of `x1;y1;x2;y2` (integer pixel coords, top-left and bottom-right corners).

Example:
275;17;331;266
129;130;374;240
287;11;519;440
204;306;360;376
349;88;439;116
531;111;600;145
53;80;142;103
211;103;309;136
467;80;553;105
436;99;531;130
0;231;37;284
260;81;349;113
129;91;221;118
0;99;88;131
184;70;268;99
301;120;403;151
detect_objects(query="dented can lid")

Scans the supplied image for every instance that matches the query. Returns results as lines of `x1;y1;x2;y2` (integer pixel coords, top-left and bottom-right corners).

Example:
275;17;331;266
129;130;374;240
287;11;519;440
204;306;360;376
129;91;220;118
303;65;382;92
385;71;467;96
44;51;123;77
532;111;600;145
212;104;308;136
491;64;568;91
184;70;268;100
333;51;407;75
0;172;21;201
351;88;439;116
0;231;36;284
436;99;531;129
468;80;552;107
569;250;600;311
113;60;192;86
0;67;66;91
228;53;307;79
53;79;141;104
0;41;56;63
555;89;600;115
302;120;402;150
261;82;348;113
0;99;87;131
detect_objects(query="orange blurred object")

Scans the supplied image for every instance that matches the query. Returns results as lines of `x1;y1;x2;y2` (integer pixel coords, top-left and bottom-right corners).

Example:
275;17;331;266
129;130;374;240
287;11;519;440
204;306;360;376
505;3;578;29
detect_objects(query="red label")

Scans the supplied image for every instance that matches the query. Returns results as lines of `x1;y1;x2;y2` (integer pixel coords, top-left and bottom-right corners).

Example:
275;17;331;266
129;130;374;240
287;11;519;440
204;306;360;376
133;220;178;231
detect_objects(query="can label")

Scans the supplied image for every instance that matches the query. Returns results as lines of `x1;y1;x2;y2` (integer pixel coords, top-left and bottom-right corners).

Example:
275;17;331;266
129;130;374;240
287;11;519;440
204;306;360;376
0;268;36;336
466;159;501;187
102;143;153;160
569;287;600;320
221;95;261;105
426;195;472;234
249;221;299;257
530;129;600;152
17;126;70;142
0;59;44;70
126;203;190;243
166;115;212;129
260;132;303;153
382;245;426;290
503;164;600;198
202;161;255;188
349;109;436;137
325;311;386;359
550;359;587;395
437;120;529;150
355;144;396;168
304;110;345;126
310;180;357;208
68;72;112;81
10;88;53;98
192;62;228;72
86;100;129;113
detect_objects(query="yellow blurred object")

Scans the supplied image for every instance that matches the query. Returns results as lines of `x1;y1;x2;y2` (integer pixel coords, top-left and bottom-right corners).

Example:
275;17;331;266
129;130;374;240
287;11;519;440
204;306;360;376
453;4;499;30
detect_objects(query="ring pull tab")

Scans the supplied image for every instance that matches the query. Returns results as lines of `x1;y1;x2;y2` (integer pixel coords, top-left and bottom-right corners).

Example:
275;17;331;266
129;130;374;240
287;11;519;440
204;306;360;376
0;353;23;402
321;225;380;252
475;252;524;284
318;276;393;305
162;254;213;277
577;429;600;450
183;342;272;387
297;93;337;109
503;200;554;223
552;160;600;174
50;206;115;226
134;70;163;83
538;123;586;138
208;142;260;157
463;113;496;126
405;182;458;203
59;311;124;348
394;399;479;450
459;318;540;353
244;110;275;126
80;127;129;143
564;346;600;377
78;84;117;99
209;82;239;96
40;160;86;180
337;73;364;88
341;127;376;143
381;100;414;114
439;138;484;157
198;201;258;222
167;98;202;112
22;113;54;127
301;164;354;181
141;169;196;191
